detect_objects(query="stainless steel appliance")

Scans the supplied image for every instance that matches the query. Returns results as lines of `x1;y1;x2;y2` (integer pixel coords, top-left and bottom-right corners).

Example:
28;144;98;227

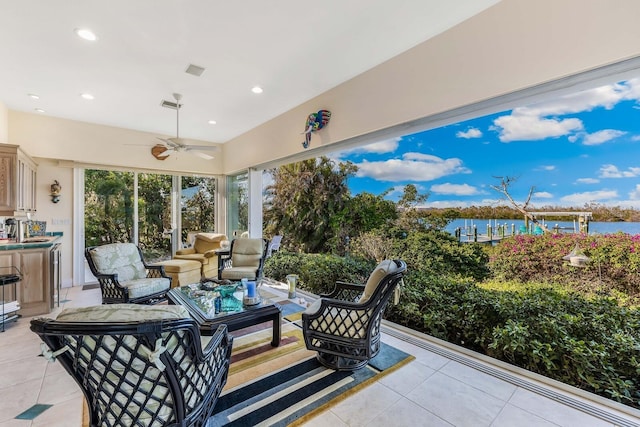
5;218;17;240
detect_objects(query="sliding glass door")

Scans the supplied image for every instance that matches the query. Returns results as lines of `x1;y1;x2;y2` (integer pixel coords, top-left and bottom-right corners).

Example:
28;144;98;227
227;172;248;238
180;176;217;246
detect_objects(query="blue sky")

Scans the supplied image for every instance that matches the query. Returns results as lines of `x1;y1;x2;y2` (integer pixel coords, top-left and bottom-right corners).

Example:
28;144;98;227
333;78;640;209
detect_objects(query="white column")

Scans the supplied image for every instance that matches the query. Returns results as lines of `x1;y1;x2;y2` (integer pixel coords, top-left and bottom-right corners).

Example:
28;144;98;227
248;168;263;238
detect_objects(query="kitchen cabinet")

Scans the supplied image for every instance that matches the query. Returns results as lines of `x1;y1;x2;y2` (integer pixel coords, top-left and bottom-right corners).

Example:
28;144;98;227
0;144;38;215
0;235;62;317
19;248;49;316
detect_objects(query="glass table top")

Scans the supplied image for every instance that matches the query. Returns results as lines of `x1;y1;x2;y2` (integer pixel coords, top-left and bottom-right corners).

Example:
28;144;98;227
175;280;267;320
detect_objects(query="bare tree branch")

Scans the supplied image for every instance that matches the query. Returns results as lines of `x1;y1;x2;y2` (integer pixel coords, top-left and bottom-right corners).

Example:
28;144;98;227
490;176;549;233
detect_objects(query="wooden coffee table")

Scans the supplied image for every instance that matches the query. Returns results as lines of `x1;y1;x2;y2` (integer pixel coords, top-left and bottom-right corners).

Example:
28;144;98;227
167;284;282;346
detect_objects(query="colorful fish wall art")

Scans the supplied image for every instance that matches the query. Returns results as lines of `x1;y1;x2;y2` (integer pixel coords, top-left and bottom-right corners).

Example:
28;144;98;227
302;109;331;148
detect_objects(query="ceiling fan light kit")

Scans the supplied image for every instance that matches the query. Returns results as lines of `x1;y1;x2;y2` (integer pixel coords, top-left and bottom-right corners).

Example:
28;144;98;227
153;93;219;160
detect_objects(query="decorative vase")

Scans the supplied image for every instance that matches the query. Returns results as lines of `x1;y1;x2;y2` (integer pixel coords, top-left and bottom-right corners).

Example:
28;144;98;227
286;274;299;299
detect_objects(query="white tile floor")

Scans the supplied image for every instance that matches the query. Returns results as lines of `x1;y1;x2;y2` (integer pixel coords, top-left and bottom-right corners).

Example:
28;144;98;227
1;285;639;427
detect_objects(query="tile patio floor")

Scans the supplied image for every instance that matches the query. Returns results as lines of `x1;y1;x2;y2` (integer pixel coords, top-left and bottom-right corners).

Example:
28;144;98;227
0;284;639;427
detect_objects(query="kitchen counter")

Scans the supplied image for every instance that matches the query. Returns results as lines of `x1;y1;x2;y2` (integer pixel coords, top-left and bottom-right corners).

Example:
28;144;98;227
0;232;62;250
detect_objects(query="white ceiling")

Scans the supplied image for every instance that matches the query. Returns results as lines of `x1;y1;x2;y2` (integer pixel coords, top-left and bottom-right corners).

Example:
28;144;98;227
0;0;500;144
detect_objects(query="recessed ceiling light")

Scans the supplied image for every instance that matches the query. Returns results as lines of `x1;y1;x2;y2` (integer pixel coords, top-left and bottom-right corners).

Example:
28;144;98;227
27;93;40;99
80;93;95;100
74;28;97;41
208;120;217;125
251;86;263;94
34;108;45;113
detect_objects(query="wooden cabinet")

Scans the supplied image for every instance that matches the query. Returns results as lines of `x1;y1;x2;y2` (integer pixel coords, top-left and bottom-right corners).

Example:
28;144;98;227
19;248;49;316
0;246;52;316
0;144;37;215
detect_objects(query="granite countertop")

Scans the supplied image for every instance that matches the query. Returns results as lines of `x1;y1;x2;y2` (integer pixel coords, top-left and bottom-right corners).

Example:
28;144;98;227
0;232;63;250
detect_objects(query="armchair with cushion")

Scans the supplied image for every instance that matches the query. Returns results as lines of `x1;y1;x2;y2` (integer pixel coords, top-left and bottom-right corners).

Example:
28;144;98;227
174;233;228;278
218;238;268;281
302;259;407;371
85;243;171;304
31;304;233;427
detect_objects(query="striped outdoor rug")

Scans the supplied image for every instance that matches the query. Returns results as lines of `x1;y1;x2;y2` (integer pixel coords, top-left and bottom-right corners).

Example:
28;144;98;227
210;342;414;426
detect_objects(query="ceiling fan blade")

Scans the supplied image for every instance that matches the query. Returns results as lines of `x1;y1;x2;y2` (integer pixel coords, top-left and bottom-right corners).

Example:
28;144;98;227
183;144;220;152
159;148;175;157
191;150;215;160
157;137;183;148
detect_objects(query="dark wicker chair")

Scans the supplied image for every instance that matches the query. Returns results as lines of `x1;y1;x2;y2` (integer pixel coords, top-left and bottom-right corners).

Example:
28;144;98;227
302;259;407;371
85;243;171;304
217;238;268;280
31;304;233;427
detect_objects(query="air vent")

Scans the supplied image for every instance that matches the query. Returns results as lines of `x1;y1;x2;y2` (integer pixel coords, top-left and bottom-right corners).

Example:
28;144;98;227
160;100;181;109
185;64;205;77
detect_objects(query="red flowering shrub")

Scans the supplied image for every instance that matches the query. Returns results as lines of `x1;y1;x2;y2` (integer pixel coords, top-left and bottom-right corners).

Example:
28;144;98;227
488;233;640;302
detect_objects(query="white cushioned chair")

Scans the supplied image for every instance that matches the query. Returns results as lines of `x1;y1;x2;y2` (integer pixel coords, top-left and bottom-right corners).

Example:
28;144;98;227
217;238;268;281
174;233;228;278
302;259;407;371
85;243;171;304
30;304;233;427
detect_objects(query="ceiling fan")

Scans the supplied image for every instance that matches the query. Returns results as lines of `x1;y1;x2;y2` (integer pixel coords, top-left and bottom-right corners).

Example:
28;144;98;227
153;93;219;160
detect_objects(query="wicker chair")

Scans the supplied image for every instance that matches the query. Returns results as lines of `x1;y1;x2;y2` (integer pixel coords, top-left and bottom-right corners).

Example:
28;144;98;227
302;259;407;371
217;238;268;280
85;243;171;304
31;304;233;427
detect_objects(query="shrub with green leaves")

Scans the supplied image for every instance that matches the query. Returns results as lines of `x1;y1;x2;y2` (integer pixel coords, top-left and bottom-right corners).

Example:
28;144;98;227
263;251;374;295
386;274;640;407
351;228;490;281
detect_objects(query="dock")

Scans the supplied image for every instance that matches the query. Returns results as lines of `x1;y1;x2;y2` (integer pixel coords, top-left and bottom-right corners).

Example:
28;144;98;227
455;212;593;244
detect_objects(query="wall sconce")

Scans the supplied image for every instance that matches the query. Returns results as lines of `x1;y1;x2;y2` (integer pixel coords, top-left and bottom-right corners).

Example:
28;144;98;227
50;180;61;203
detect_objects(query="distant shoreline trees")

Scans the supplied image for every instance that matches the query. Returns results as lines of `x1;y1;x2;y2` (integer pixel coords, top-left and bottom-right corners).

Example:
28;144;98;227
419;203;640;223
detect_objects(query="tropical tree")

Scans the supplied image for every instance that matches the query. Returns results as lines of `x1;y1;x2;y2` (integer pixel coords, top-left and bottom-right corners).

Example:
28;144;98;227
394;184;450;232
181;176;216;241
85;170;134;246
331;191;398;254
263;157;357;253
137;173;172;255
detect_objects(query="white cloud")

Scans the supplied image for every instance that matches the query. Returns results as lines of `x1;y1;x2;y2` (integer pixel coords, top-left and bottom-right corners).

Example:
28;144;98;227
491;114;583;142
354;153;470;182
536;165;556;171
533;191;553;198
631;135;640;141
456;127;482;139
430;183;482;196
582;129;627;145
629;184;640;200
423;200;472;208
333;137;400;158
599;164;640;178
490;79;640;143
616;199;640;209
560;190;619;204
575;178;599;184
520;79;640;118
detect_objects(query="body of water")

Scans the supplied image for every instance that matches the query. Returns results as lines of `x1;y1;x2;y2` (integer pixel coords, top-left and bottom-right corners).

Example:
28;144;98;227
446;218;640;237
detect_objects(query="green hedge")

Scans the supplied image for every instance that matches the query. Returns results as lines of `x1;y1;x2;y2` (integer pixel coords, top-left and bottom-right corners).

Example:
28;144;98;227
263;251;374;295
264;231;640;407
386;272;640;407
